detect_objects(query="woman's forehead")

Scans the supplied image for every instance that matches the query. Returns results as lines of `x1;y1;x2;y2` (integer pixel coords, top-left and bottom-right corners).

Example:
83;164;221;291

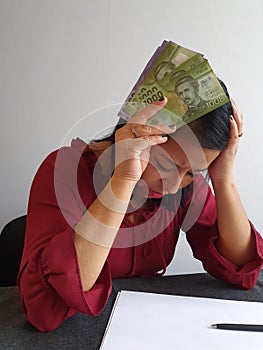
154;135;220;170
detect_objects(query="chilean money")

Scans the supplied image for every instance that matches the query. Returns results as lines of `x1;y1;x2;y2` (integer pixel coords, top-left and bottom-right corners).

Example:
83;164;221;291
118;41;229;128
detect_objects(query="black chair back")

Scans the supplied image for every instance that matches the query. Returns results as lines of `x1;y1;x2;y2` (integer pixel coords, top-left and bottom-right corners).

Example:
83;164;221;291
0;216;27;286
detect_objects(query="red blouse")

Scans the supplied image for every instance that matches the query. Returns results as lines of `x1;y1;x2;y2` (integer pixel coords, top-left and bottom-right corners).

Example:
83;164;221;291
17;138;263;332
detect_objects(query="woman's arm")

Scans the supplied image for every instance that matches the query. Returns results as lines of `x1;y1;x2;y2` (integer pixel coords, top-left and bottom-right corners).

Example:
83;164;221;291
209;100;257;265
212;179;256;265
74;175;134;292
74;98;173;291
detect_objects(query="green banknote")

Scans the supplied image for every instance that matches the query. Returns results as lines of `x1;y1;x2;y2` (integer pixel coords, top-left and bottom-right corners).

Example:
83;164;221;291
118;41;229;128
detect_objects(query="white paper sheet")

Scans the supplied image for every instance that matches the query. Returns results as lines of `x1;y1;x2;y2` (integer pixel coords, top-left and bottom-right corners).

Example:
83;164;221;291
99;291;263;350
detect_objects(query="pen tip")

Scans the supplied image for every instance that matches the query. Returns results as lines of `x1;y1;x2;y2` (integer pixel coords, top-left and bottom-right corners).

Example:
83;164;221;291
210;324;217;329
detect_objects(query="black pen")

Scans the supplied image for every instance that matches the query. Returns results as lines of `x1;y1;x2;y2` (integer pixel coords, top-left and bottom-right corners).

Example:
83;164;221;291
211;323;263;332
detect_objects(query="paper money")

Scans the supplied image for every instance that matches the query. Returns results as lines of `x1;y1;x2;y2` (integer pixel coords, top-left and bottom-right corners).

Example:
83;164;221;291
118;41;229;128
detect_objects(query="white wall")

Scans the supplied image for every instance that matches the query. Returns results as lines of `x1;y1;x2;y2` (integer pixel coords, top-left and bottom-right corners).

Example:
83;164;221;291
1;0;263;274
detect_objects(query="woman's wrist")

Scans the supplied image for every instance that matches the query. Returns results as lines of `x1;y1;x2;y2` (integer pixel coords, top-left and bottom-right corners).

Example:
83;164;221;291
110;173;137;200
211;176;235;191
97;176;135;213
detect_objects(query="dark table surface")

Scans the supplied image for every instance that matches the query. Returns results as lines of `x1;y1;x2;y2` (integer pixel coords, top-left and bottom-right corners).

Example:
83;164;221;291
1;272;263;350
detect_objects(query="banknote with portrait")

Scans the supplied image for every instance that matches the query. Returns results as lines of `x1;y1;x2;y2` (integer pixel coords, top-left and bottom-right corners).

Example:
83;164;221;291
118;41;229;128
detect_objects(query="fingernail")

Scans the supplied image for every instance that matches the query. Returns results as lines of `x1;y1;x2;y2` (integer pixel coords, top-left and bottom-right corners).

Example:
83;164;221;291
169;124;176;128
158;96;165;101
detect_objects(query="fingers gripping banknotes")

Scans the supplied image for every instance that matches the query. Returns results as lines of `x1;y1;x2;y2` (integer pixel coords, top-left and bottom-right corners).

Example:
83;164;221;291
118;40;229;128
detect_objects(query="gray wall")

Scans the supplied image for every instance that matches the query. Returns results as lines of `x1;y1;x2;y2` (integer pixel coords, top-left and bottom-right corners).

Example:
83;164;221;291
1;0;262;274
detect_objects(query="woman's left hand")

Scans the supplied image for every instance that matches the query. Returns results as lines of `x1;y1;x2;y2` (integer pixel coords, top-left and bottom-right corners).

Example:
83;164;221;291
208;99;243;183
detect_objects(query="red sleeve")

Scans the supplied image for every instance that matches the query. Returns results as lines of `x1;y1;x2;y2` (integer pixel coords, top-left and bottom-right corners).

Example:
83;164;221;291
184;175;263;290
17;144;112;332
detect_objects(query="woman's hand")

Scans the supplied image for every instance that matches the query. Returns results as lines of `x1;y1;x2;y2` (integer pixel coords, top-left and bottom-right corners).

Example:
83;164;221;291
114;98;176;183
208;99;243;183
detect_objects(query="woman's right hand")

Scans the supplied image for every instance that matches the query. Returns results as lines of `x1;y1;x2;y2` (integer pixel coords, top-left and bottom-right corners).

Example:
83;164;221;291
113;97;176;183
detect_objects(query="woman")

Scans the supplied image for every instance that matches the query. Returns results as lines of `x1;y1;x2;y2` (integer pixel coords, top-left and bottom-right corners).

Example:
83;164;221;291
18;84;263;332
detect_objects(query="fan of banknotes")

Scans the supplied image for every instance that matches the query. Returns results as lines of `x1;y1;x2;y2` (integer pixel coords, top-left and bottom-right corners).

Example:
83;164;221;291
118;40;229;128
